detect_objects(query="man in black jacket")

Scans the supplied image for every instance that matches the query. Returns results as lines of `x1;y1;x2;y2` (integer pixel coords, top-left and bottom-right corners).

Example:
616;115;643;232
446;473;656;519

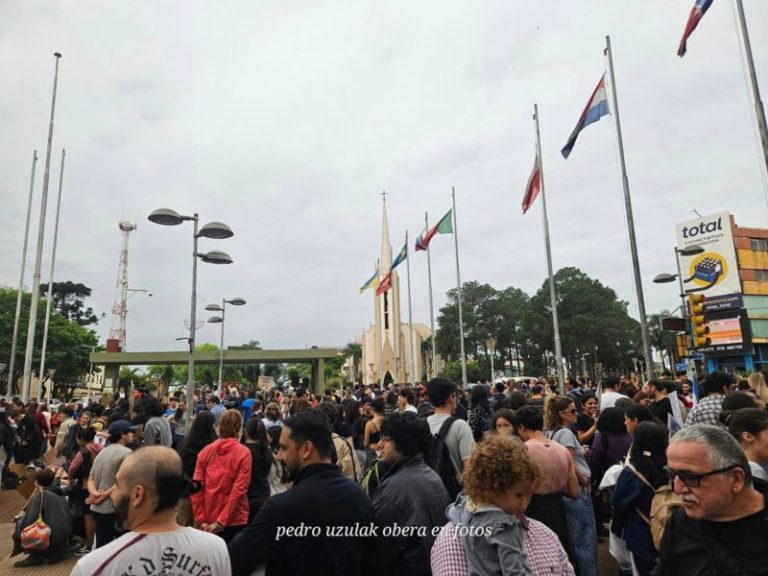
228;411;376;576
653;424;768;575
373;412;451;576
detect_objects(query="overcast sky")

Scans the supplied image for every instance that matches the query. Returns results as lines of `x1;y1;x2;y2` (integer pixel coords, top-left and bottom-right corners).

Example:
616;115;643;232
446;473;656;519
1;1;767;357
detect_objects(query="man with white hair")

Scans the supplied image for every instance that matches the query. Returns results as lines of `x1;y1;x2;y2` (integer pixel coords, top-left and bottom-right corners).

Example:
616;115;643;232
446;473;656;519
652;424;768;575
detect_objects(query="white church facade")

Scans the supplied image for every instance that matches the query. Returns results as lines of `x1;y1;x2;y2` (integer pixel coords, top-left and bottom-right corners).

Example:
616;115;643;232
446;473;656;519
360;199;432;385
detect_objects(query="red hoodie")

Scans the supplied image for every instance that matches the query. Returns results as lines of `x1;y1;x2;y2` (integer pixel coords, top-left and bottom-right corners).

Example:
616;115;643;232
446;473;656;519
191;437;252;528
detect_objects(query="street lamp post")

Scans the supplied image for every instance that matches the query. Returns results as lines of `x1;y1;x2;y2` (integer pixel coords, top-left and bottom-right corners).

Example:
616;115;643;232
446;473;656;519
207;297;246;392
653;244;706;340
485;338;496;383
149;209;234;432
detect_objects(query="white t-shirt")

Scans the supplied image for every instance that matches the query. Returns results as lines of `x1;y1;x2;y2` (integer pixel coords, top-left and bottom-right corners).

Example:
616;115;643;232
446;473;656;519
600;390;623;410
403;405;418;414
70;527;231;576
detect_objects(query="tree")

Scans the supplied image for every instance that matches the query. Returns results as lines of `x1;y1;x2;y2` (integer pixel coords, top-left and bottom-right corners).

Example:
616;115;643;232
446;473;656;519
648;311;679;372
521;267;642;376
41;281;100;326
0;286;98;396
435;281;499;362
343;342;362;381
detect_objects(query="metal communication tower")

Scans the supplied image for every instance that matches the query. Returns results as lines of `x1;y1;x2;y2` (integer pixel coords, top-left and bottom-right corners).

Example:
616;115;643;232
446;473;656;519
108;220;137;351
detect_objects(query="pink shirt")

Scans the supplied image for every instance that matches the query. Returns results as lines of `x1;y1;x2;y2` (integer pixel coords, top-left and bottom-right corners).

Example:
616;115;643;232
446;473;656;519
525;439;573;495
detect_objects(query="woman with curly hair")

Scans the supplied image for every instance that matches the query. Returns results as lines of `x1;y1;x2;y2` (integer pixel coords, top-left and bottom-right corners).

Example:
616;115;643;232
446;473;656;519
445;435;538;575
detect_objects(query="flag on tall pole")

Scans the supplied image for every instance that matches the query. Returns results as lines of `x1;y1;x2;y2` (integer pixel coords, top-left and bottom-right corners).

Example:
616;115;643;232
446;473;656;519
533;104;565;392
392;242;407;269
359;265;379;294
414;209;452;251
404;231;416;383
605;35;656;380
424;212;438;377
677;0;714;57
561;75;610;159
375;271;392;296
450;188;469;388
522;155;541;214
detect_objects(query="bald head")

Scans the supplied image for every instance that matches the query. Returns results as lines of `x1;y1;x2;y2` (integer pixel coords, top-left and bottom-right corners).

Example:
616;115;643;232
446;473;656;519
120;446;186;512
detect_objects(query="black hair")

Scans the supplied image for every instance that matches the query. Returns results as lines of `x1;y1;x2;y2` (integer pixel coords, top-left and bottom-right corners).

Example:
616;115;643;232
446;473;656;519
315;402;338;426
597;407;628;434
629;422;669;489
470;385;490;411
380;412;432;459
507;391;527;411
244;417;273;470
370;397;385;414
603;376;619;390
647;379;668;393
178;412;217;474
207;395;221;404
142;396;164;418
624;403;654;425
512;406;544;432
36;468;55;487
720;392;759;416
727;408;768;444
284;411;332;459
494;382;505;394
701;371;733;396
76;425;97;443
385;391;398;407
427;378;456;408
398;388;415;406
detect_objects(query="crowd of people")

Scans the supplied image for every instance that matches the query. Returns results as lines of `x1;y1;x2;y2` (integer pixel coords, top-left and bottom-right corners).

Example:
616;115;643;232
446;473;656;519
0;369;766;575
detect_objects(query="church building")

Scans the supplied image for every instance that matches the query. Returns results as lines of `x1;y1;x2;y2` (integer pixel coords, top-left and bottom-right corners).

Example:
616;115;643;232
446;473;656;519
360;198;431;385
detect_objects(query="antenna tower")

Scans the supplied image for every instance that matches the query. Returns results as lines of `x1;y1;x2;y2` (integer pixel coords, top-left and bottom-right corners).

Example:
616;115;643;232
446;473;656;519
108;220;137;351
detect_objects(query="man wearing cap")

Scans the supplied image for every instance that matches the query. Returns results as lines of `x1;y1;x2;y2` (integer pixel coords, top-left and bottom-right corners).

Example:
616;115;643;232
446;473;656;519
86;419;136;549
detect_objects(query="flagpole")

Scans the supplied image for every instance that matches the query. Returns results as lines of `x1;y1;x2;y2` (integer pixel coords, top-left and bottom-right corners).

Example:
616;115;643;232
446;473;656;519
451;188;468;389
534;104;565;393
425;212;438;378
7;151;38;399
734;0;768;178
22;52;62;402
39;148;66;390
605;35;656;380
405;231;416;383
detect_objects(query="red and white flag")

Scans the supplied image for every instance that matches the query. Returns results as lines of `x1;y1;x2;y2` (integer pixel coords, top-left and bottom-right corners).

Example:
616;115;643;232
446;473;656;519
522;154;541;214
375;271;392;296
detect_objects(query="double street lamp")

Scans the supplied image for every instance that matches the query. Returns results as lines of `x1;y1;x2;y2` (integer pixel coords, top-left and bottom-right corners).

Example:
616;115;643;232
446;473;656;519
206;297;247;392
148;208;234;431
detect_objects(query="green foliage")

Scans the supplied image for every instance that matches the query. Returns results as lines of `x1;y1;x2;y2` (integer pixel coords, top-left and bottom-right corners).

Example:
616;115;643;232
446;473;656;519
435;267;644;378
41;281;100;326
0;286;98;395
343;342;362;381
441;359;486;384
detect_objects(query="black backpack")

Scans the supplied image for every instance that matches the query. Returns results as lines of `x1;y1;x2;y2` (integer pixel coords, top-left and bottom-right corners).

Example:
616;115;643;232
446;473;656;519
428;416;462;500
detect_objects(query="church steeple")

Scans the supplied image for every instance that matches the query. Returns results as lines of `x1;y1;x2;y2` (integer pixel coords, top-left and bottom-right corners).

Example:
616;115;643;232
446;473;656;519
380;191;392;271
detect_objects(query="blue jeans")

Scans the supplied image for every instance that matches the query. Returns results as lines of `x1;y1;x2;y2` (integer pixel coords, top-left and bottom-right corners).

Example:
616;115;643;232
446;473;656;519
563;488;597;576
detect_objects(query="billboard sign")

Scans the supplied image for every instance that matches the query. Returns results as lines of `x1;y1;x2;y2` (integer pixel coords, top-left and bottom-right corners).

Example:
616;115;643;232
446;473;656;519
675;211;741;300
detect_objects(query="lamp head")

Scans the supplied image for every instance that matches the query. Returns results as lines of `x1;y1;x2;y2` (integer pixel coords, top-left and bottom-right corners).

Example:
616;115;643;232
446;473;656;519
653;273;677;284
208;316;223;324
227;297;246;306
678;244;705;257
198;221;234;239
205;303;224;312
148;208;185;226
199;250;233;265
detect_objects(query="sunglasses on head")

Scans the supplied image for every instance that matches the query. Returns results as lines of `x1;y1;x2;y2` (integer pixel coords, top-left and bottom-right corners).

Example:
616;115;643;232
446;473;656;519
665;464;739;487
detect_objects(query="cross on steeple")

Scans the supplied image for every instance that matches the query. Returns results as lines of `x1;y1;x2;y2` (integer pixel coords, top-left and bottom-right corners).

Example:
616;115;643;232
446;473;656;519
381;190;387;202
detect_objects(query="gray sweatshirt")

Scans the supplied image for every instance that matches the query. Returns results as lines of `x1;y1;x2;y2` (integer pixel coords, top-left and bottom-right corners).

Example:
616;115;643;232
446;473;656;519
446;494;533;576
